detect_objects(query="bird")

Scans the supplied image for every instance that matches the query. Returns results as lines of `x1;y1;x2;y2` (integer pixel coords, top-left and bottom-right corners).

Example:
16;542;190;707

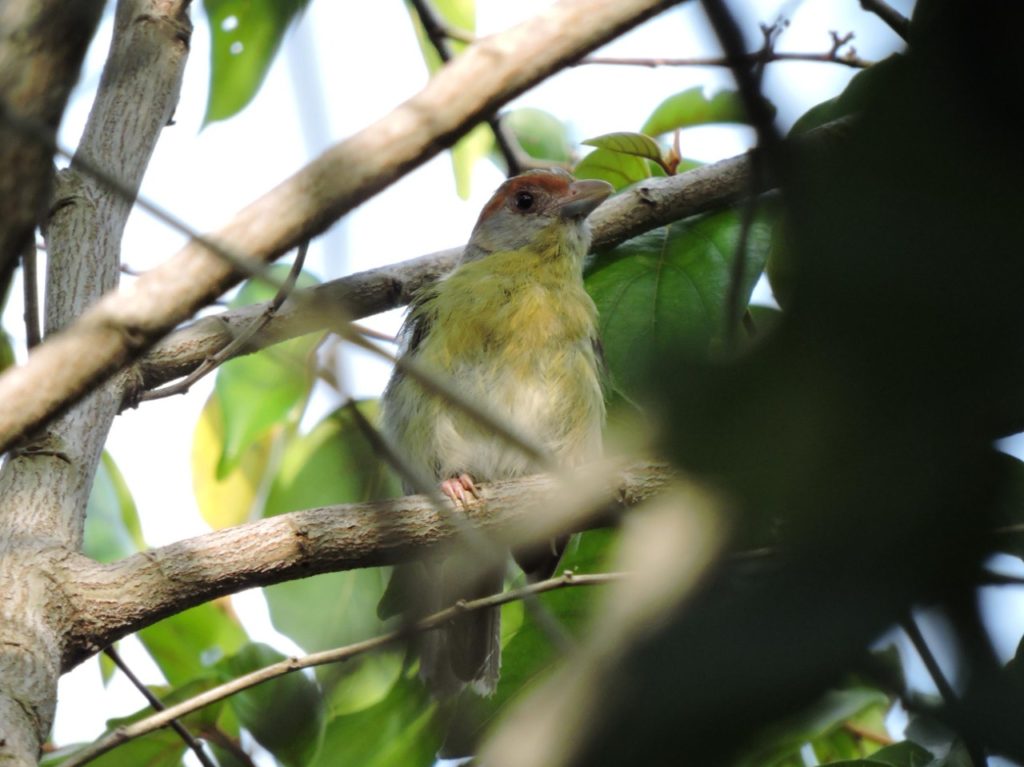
380;167;612;697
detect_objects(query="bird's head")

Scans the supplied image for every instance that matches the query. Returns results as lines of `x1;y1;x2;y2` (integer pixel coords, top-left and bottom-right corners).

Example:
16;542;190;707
465;169;612;261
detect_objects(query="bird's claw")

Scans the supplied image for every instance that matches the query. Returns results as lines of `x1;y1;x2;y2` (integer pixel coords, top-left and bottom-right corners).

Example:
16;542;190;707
440;473;479;507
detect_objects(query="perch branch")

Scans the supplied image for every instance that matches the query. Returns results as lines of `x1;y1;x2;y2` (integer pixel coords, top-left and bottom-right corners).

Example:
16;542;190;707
859;0;911;42
62;462;672;669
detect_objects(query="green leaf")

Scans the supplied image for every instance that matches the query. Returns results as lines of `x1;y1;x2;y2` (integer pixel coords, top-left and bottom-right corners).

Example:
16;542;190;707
641;86;750;137
585;208;774;400
790;54;909;136
138;600;248;686
83;451;143;563
192;394;273;529
264;401;400;517
574;147;652;191
220;643;326;767
739;686;890;767
582;131;665;166
202;0;311;125
311;674;439;767
823;740;935;766
0;327;13;373
403;0;483;196
43;731;186;767
502;108;572;164
214;264;320;477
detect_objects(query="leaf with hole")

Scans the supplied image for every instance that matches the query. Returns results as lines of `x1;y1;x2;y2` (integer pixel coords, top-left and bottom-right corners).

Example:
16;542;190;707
203;0;312;125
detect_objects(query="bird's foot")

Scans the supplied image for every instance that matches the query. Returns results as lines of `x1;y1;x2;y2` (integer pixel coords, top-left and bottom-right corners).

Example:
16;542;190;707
440;473;479;506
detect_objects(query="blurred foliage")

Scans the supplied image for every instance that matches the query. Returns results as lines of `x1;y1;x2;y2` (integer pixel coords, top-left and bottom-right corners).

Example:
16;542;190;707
83;451;144;563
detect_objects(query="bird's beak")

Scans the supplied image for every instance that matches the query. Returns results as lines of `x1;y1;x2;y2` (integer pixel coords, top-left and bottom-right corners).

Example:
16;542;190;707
557;179;613;220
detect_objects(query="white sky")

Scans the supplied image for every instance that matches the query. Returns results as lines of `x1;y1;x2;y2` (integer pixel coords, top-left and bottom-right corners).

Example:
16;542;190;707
10;0;992;759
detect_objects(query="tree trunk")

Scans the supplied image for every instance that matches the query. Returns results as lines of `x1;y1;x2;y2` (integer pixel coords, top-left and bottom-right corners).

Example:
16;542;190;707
0;2;191;762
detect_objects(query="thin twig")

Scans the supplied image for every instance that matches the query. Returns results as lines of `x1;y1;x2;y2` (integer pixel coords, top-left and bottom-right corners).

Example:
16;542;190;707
63;571;626;767
580;48;872;69
103;646;217;767
141;241;310;402
977;570;1024;587
842;720;894;745
701;5;780;350
859;0;911;42
21;236;40;348
900;615;961;711
407;0;526;175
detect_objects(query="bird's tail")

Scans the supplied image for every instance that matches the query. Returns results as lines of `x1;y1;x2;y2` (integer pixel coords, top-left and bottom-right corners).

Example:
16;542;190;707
418;562;503;698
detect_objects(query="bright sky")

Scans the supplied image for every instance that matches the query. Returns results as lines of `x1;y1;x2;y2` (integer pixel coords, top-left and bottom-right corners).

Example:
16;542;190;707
10;0;991;760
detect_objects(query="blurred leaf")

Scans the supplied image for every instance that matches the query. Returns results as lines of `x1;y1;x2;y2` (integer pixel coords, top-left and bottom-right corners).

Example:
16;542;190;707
574;147;652;191
192;395;273;529
326;652;404;717
84;451;143;563
202;0;311;125
641;86;749;137
404;0;483;196
214;264;320;477
790;54;909;136
739;686;890;767
585;207;774;400
582;131;665;167
0;328;13;373
825;740;935;766
311;673;439;767
220;643;326;767
502;108;572;163
264;401;400;517
43;730;185;767
98;651;116;687
138;600;248;686
451;122;493;198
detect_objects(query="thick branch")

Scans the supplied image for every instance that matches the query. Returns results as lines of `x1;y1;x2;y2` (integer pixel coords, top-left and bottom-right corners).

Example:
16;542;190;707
0;0;683;454
126;117;852;403
62;462;671;669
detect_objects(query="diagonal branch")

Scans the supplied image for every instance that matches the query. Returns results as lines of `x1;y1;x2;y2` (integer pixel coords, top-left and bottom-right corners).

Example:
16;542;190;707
62;462;672;669
125;116;853;405
0;0;684;455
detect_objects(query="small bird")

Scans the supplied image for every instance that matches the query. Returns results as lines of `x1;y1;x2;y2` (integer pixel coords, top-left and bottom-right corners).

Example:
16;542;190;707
381;168;611;697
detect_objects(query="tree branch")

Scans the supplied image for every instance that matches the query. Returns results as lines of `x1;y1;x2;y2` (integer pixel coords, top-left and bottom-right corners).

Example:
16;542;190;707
0;0;684;455
64;571;625;767
123;117;852;406
408;0;526;176
859;0;911;42
62;462;672;669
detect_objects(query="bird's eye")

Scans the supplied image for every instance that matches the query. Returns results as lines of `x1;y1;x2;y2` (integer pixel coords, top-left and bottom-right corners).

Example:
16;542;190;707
514;191;534;210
